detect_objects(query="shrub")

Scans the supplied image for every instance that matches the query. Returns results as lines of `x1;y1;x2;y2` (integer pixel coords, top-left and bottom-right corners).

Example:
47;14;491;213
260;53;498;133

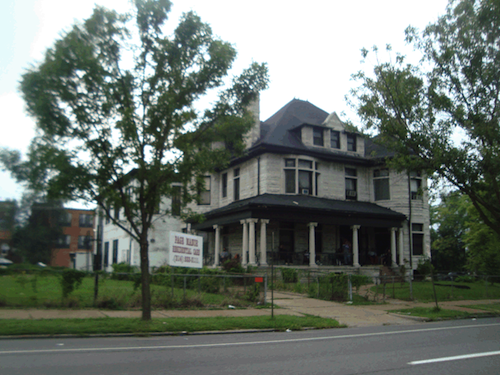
318;273;348;302
60;269;86;298
111;262;138;281
281;268;298;283
351;275;371;292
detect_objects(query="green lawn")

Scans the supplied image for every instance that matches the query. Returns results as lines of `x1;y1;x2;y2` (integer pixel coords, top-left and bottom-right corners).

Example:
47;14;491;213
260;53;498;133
0;274;261;309
371;280;500;302
0;315;342;336
390;307;472;320
461;303;500;313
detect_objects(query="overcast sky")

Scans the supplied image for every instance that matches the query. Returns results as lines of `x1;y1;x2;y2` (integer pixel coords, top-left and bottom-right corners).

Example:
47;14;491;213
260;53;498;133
0;0;450;202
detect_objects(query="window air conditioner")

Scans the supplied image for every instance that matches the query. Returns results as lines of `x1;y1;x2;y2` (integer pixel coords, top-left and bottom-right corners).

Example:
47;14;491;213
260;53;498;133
301;189;310;195
346;190;357;197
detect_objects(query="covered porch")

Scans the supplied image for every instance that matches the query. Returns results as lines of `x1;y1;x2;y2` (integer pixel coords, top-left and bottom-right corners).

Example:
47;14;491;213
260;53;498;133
191;194;407;269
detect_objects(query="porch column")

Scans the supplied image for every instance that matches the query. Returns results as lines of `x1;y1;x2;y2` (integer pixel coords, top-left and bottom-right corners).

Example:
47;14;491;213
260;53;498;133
213;225;222;267
398;227;404;265
351;225;360;267
260;219;269;266
308;222;318;267
391;228;397;266
240;220;248;266
248;218;258;266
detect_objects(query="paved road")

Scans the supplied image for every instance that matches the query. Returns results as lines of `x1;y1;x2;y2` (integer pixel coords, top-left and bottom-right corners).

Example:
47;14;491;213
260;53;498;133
1;318;499;375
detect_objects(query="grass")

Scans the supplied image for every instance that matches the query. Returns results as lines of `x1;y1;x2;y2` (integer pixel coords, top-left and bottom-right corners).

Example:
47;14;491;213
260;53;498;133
370;280;500;302
389;307;473;321
461;303;500;313
0;315;342;336
0;274;264;310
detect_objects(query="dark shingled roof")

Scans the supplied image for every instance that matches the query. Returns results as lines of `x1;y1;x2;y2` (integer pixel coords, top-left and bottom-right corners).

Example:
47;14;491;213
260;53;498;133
191;194;406;230
246;99;392;164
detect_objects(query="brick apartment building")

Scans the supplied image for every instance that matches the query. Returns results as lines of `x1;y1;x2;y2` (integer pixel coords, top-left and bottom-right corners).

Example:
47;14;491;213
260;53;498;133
52;208;95;269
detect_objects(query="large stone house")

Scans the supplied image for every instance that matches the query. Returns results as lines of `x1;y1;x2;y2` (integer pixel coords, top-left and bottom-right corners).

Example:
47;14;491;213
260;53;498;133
189;98;430;271
98;98;430;272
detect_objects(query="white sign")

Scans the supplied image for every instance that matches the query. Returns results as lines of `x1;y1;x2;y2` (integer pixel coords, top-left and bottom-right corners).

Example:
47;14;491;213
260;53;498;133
168;231;203;268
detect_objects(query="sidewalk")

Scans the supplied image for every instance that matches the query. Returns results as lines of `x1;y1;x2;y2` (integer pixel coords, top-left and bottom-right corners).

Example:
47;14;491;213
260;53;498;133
0;293;498;328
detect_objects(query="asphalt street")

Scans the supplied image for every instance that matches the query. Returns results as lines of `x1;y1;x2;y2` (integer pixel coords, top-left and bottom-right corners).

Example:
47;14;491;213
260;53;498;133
1;318;499;375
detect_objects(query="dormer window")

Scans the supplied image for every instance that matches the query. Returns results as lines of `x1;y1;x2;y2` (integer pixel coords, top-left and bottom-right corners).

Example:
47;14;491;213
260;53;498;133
347;133;356;152
313;127;324;146
331;131;340;149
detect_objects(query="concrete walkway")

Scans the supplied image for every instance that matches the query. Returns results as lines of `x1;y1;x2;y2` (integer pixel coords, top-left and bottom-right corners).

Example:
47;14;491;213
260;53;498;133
0;293;498;328
270;292;420;327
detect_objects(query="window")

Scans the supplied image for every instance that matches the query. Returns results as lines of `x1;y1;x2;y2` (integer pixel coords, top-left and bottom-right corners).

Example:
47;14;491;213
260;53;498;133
78;235;89;250
104;242;109;267
331;131;340;149
221;173;227;198
198;176;211;205
114;206;120;220
345;168;357;200
79;213;93;228
374;169;390;200
347;133;357;152
233;168;240;201
284;158;318;195
171;185;181;216
285;169;296;193
313;127;324;146
410;171;422;200
412;223;424;256
112;239;118;264
57;235;71;248
59;212;72;227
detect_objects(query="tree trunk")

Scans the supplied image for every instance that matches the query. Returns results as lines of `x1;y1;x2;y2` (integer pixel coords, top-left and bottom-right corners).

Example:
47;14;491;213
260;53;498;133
140;237;151;321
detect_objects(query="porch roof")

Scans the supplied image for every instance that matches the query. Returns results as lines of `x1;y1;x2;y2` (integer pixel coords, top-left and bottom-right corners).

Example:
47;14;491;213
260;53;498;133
191;194;407;230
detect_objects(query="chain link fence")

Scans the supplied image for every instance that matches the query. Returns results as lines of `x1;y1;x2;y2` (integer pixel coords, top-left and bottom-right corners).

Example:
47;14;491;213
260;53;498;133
0;266;269;309
264;267;500;304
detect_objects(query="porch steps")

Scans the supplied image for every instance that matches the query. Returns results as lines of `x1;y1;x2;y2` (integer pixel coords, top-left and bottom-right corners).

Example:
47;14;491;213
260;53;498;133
379;266;404;283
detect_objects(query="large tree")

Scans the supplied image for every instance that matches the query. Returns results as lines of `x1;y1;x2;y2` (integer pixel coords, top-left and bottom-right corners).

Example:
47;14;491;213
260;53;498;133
351;0;500;237
1;0;268;320
430;191;468;272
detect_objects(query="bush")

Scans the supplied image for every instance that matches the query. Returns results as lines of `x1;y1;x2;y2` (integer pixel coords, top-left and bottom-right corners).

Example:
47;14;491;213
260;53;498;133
455;275;475;283
281;268;298;283
60;269;86;298
351;275;371;292
318;273;348;302
111;262;138;281
222;258;245;273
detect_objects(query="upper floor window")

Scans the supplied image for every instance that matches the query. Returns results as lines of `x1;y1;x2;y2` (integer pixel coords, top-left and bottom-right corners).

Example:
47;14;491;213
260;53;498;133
285;158;318;195
410;171;422;200
79;213;93;228
313;127;324;146
114;206;120;220
347;133;357;152
198;176;211;205
374;169;390;201
59;212;72;227
412;223;424;255
233;168;240;201
330;131;340;149
221;173;228;198
345;168;357;200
